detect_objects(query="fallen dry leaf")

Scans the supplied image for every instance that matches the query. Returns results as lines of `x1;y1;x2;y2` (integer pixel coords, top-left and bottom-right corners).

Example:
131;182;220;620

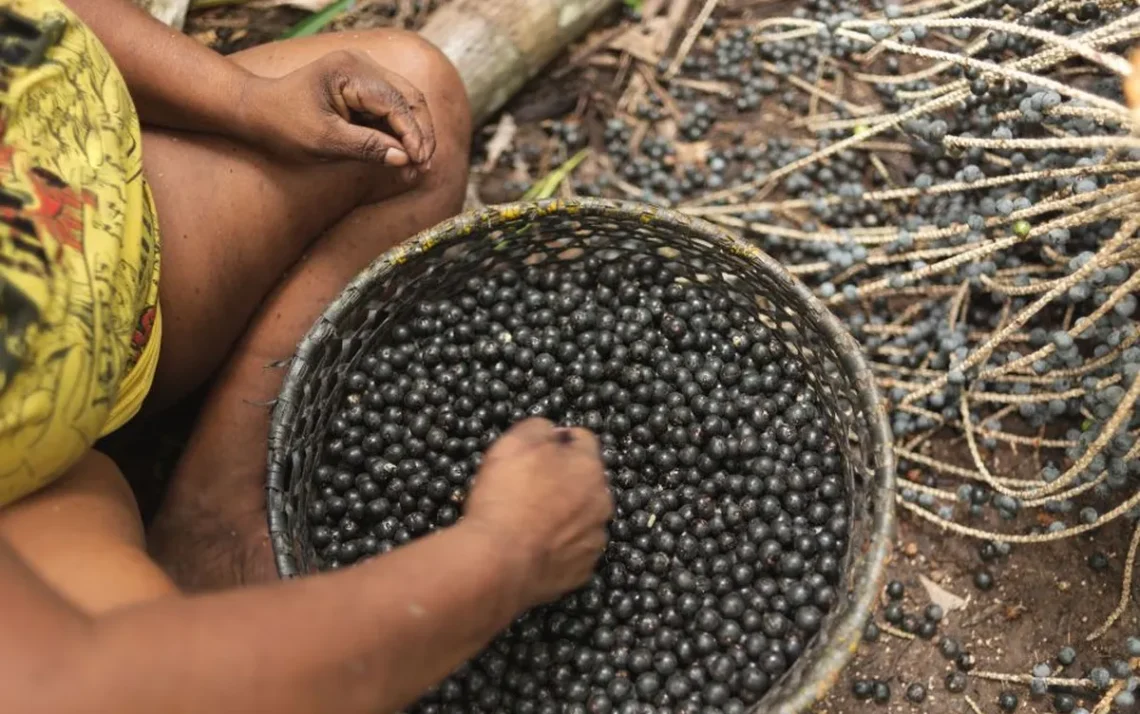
920;574;968;614
671;77;736;98
640;0;667;23
136;0;188;28
510;153;531;185
190;29;217;45
463;176;484;212
253;0;336;12
610;26;661;66
674;140;710;166
482;113;517;172
1127;50;1139;109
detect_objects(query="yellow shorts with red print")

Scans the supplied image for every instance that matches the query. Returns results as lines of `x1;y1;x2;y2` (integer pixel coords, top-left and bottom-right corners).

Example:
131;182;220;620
0;0;162;507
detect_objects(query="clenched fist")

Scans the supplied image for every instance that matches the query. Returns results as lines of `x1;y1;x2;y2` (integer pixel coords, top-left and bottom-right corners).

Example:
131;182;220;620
464;419;614;608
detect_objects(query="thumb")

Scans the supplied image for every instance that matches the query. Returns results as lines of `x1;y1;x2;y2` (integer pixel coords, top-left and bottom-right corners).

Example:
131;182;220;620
328;122;410;165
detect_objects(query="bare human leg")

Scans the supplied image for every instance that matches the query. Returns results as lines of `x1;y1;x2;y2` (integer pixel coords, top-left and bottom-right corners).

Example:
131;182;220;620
142;30;471;590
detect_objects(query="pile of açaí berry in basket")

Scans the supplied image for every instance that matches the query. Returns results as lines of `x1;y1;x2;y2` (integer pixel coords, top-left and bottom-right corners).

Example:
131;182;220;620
308;254;851;713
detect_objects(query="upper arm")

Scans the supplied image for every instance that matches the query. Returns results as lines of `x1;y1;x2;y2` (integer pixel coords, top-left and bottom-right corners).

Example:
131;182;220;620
0;536;93;711
0;450;175;615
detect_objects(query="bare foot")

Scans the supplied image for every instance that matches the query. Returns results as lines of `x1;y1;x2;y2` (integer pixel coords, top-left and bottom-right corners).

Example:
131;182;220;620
102;394;278;591
148;484;277;591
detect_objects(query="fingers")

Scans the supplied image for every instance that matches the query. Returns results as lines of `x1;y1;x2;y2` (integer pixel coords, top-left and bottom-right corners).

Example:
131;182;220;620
403;86;436;164
555;428;607;487
328;51;430;165
350;54;433;165
573;531;610;581
558;427;602;458
479;417;553;467
415;104;436;165
379;69;436;164
334;125;409;166
556;429;614;522
502;418;557;448
492;420;606;475
349;77;426;164
585;530;609;560
587;479;616;523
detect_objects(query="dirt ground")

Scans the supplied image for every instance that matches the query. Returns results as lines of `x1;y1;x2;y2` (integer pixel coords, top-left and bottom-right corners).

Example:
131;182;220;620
821;516;1139;714
173;4;1140;713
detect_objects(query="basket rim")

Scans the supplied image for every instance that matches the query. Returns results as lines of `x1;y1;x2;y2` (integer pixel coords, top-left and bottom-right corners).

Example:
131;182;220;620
265;197;896;714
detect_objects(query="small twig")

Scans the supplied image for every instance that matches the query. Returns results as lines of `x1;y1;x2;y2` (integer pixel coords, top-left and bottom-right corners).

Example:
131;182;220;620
971;671;1095;689
899;481;1140;544
658;0;695;56
637;64;683;121
1087;519;1140;641
961;601;1010;629
944;134;1140;151
837;28;1133;118
1091;657;1140;714
808;55;827;118
670;77;736;97
759;61;877;116
665;0;721;78
878;622;918;640
850;15;1136;76
552;25;629;78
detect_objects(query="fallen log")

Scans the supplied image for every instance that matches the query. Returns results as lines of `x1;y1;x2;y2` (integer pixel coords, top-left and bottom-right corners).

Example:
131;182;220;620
421;0;617;125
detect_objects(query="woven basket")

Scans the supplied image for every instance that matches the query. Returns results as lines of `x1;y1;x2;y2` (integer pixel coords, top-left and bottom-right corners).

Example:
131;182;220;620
266;198;896;714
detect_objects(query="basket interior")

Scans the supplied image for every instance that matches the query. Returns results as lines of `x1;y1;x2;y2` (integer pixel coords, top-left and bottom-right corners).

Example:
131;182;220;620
267;200;894;714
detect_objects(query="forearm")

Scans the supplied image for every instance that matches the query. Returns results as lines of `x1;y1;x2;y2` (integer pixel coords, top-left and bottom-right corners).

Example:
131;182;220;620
61;0;252;134
6;523;528;714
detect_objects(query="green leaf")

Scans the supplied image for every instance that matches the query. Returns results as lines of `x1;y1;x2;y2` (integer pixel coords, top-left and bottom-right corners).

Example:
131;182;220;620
279;0;353;39
522;149;590;201
623;0;643;9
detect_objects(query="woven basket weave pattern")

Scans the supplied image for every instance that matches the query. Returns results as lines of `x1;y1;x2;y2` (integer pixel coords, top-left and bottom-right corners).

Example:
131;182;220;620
266;198;896;714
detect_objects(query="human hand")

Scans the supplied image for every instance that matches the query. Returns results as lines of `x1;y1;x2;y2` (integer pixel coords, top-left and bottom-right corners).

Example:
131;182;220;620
464;419;614;608
237;50;435;171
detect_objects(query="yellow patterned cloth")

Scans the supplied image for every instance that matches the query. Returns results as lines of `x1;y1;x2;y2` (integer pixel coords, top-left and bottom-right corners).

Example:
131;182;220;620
0;0;162;506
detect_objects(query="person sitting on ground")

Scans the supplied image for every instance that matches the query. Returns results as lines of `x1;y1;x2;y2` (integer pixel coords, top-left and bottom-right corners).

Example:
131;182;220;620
0;1;614;711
